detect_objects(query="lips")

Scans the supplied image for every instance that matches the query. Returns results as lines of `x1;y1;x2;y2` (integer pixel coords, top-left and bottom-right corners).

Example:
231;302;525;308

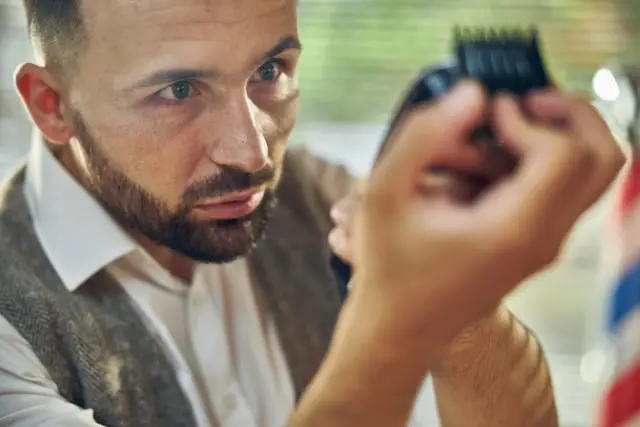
194;188;266;220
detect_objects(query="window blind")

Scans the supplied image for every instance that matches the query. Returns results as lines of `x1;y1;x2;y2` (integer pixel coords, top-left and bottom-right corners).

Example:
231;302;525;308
297;0;640;123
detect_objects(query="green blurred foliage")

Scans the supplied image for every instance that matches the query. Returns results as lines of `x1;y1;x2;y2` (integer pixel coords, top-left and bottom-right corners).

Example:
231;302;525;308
297;0;640;123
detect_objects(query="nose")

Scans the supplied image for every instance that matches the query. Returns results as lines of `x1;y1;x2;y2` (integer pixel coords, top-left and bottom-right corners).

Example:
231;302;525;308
206;95;269;173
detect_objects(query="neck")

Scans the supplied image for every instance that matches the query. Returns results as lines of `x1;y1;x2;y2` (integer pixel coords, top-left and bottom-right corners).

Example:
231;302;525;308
134;233;196;283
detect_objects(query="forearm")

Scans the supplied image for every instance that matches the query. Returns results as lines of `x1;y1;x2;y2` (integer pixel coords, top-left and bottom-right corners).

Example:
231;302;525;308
431;305;558;427
287;292;430;427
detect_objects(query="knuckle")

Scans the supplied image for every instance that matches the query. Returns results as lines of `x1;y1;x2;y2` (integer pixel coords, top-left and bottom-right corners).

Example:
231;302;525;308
587;133;625;184
576;145;597;170
570;94;599;118
608;143;627;174
578;97;599;115
493;220;531;257
598;149;626;187
558;139;595;171
535;241;562;269
494;220;560;271
360;181;396;212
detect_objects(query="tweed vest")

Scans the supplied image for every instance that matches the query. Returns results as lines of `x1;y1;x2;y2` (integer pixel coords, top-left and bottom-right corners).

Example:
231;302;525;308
0;149;344;427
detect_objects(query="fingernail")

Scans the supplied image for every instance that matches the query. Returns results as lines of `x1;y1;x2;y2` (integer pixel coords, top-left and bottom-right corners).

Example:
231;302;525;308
328;229;340;248
328;229;347;253
331;204;347;224
330;205;340;220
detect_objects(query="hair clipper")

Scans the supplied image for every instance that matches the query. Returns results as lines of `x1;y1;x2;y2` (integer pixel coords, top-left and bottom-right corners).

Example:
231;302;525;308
331;27;552;298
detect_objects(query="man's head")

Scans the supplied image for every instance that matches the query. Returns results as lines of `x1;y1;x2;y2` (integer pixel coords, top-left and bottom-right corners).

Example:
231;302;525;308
16;0;300;263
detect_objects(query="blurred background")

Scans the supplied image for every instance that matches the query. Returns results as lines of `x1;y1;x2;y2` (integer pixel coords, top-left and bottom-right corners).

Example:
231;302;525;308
2;0;640;425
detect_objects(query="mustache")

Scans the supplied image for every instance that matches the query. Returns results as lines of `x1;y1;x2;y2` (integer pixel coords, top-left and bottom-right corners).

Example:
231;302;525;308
182;163;275;206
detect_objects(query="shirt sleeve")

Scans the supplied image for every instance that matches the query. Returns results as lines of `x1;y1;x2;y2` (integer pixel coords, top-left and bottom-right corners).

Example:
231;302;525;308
0;315;105;427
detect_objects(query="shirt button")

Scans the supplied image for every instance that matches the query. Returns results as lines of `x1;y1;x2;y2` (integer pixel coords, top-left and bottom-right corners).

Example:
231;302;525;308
223;393;237;411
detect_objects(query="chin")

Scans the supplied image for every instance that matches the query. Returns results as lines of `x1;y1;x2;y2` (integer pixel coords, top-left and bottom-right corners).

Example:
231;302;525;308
167;219;265;264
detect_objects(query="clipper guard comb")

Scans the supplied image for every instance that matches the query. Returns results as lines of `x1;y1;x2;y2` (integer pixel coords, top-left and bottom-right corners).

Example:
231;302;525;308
376;26;551;158
330;27;552;298
456;27;550;95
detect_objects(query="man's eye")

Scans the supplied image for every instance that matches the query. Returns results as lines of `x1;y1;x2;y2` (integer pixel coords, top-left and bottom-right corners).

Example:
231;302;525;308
156;81;197;100
251;60;285;82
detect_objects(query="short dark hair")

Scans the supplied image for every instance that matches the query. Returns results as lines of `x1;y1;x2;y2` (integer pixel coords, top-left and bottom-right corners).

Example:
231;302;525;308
22;0;86;74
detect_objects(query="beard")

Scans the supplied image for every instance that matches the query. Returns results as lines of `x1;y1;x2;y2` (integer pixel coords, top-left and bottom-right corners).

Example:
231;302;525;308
71;114;278;264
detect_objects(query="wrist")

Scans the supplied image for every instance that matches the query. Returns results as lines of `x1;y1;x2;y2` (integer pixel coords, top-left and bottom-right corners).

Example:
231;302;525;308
344;274;489;363
328;285;433;369
430;304;510;377
341;278;465;360
292;288;431;427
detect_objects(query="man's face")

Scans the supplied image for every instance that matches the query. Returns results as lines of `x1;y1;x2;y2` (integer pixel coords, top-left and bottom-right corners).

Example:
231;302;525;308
63;0;300;263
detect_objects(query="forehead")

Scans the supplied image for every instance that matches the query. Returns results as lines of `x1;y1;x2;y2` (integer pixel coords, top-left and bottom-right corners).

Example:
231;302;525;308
78;0;297;75
82;0;295;31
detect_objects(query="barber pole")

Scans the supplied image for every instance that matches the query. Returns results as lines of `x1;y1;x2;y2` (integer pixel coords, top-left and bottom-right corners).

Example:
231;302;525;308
598;64;640;427
602;153;640;427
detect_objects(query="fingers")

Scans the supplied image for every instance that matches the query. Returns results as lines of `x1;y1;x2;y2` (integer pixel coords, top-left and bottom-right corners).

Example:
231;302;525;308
329;227;352;262
417;170;489;203
480;91;625;242
329;195;356;262
491;94;568;161
330;185;363;263
524;89;572;126
525;91;626;200
331;181;363;226
490;94;579;214
330;197;352;228
370;80;489;204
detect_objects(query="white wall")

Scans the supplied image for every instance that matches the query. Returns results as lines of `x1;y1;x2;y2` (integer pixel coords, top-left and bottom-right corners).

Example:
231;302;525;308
0;1;33;178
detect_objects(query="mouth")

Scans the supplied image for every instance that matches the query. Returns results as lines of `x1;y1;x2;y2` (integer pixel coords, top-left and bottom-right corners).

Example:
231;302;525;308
194;187;266;220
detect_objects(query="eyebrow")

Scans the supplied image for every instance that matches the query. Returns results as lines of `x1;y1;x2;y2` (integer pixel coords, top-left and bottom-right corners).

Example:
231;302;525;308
134;70;217;90
261;35;302;63
126;35;302;93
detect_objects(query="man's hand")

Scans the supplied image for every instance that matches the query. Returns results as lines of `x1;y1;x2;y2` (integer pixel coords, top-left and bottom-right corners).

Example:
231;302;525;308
346;81;623;349
327;97;562;426
289;81;623;427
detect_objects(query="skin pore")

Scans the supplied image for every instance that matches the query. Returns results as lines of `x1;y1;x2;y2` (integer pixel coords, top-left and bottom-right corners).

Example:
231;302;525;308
16;0;301;281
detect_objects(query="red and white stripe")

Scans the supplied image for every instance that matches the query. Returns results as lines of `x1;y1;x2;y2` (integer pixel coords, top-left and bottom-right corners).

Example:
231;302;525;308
602;155;640;427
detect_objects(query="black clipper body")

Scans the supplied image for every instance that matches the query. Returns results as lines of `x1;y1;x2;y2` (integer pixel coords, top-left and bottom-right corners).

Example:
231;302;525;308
331;27;552;298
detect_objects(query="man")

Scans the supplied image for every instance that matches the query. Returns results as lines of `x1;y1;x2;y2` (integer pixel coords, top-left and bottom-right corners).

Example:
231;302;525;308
0;0;623;426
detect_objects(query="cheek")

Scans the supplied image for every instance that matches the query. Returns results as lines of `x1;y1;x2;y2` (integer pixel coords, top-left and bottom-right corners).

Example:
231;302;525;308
262;110;295;179
73;87;208;209
257;89;299;156
276;98;299;138
92;122;204;209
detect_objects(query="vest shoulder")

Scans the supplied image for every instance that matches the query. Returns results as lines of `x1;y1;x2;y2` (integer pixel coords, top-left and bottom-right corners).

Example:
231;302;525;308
283;147;354;207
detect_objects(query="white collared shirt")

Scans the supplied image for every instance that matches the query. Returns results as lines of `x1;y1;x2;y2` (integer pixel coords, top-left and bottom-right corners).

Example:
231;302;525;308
0;132;440;427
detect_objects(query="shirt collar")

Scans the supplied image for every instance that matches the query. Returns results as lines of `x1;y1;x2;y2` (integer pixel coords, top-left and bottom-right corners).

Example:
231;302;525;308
23;131;137;291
